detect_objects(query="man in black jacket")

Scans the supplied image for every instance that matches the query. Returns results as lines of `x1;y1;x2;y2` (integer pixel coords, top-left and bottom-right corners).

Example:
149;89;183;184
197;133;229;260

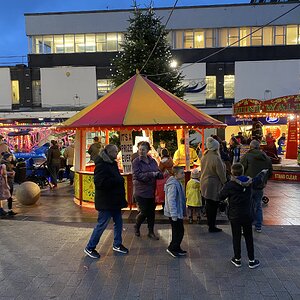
84;144;128;259
219;163;268;269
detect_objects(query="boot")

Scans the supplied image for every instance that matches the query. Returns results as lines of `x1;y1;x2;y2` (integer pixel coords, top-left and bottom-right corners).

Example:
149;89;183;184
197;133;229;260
134;224;140;237
148;232;159;240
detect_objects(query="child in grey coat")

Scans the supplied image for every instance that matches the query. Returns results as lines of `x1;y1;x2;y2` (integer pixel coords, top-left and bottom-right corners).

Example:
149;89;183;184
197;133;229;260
164;166;186;257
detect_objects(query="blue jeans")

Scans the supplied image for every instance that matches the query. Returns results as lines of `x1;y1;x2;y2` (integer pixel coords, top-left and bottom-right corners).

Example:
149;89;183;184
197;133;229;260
252;189;263;229
87;210;123;250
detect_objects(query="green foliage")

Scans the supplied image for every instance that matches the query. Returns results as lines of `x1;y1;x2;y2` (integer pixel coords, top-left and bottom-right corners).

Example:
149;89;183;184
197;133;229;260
111;7;185;97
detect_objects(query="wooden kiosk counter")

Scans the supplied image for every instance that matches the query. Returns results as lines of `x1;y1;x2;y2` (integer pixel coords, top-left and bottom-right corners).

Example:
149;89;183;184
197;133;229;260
57;73;226;207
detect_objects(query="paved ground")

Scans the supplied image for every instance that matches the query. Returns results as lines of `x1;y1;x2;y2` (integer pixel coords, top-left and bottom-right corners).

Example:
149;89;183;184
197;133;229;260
0;181;299;299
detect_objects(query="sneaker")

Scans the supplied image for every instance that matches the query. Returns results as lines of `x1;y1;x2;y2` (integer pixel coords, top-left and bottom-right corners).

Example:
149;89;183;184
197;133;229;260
113;244;129;254
255;227;262;233
177;249;187;256
249;259;260;269
84;247;100;259
188;217;193;224
166;249;179;258
7;210;17;216
209;227;222;233
231;257;241;267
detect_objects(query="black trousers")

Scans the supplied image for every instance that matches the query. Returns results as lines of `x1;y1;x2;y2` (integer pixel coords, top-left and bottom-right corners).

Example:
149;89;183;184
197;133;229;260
7;182;14;210
135;196;156;232
168;218;184;252
205;198;219;229
230;220;254;261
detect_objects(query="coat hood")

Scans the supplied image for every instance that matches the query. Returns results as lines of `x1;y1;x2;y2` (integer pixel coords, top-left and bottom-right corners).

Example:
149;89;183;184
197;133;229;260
232;175;253;187
165;176;179;187
95;149;114;164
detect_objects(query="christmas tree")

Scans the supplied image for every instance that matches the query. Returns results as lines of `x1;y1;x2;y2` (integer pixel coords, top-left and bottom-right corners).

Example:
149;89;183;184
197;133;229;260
111;5;185;98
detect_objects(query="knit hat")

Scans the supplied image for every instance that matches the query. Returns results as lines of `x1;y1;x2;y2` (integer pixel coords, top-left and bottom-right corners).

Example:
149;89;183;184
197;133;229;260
191;168;200;179
206;137;219;151
250;140;260;149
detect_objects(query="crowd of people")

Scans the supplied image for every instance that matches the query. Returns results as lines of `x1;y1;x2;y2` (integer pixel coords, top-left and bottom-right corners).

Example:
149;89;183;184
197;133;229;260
84;134;273;269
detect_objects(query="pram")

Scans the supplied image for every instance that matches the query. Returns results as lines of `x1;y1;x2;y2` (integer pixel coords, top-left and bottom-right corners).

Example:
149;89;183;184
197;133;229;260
26;161;50;189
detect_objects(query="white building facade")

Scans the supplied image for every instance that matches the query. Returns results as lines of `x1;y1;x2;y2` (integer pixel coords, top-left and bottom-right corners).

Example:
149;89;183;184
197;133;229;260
1;2;299;131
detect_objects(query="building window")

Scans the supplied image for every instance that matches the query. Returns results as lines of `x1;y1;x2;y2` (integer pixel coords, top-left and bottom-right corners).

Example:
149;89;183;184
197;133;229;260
32;80;41;106
184;31;193;48
11;80;20;104
107;33;118;51
286;25;298;45
206;76;216;99
194;30;205;48
97;79;113;98
96;34;106;51
228;28;239;46
274;26;285;45
75;34;85;52
118;33;124;50
205;29;215;48
219;28;228;47
64;34;75;53
43;35;53;53
251;27;262;46
54;35;64;53
224;75;235;99
263;27;273;45
85;34;96;52
175;31;183;48
240;27;251;47
34;36;43;54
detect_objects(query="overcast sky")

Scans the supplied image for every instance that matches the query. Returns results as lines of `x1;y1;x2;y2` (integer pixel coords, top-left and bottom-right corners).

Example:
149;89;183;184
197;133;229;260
0;0;249;65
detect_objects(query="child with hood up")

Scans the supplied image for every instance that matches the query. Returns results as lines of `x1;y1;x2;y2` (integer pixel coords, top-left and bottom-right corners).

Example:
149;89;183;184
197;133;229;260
219;163;268;269
186;168;202;224
164;166;186;258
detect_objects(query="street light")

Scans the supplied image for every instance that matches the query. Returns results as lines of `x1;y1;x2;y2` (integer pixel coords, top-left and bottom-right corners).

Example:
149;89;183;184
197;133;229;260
170;60;178;68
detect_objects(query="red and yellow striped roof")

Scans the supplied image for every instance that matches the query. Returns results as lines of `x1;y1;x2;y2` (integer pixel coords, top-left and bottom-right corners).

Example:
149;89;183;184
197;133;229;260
59;74;226;130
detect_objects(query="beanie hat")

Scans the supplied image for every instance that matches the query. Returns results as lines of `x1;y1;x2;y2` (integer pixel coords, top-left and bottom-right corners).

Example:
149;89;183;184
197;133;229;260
191;168;200;179
250;140;260;149
206;137;219;151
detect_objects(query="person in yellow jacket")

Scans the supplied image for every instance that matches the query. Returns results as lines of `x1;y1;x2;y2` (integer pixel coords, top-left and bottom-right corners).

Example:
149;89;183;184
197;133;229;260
186;168;202;224
173;138;198;168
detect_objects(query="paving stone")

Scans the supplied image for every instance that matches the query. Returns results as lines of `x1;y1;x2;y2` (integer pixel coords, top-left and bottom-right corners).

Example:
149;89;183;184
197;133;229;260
0;181;299;299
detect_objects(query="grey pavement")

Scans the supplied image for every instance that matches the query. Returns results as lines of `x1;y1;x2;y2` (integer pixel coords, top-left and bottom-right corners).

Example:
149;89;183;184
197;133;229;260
0;181;300;300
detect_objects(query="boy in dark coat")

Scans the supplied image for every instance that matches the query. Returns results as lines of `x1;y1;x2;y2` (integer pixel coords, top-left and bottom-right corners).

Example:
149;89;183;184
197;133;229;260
219;163;267;269
84;144;128;259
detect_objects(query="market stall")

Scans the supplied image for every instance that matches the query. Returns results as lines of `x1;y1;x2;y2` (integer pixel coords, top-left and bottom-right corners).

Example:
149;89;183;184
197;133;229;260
233;94;300;182
57;73;226;207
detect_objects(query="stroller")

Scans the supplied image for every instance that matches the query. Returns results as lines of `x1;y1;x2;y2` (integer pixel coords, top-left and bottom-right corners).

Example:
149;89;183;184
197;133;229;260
26;161;51;189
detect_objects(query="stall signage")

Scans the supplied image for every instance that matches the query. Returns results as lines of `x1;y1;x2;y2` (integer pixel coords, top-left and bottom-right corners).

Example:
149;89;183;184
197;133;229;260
233;95;300;116
271;171;300;182
266;116;279;124
120;129;133;174
285;119;298;159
